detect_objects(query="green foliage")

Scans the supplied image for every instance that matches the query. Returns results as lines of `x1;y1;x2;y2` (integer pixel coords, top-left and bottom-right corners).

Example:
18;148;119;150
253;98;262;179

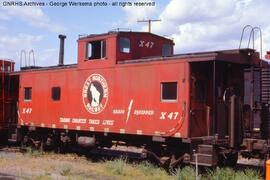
203;167;262;180
172;166;196;180
137;161;158;176
25;147;43;157
204;167;234;180
105;157;127;175
171;166;262;180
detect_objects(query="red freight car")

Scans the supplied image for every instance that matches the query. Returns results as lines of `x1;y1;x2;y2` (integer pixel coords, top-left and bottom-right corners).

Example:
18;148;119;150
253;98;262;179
7;30;270;167
0;59;17;141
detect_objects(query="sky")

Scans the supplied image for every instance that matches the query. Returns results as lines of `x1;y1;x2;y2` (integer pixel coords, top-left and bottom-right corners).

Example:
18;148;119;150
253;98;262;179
0;0;270;70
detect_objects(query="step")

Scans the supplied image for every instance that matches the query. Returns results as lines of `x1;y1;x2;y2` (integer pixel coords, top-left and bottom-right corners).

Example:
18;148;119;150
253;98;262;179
90;145;147;159
197;144;214;154
190;153;218;166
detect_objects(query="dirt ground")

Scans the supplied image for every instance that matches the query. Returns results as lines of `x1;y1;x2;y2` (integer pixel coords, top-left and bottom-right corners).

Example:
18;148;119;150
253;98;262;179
0;149;117;180
0;147;173;180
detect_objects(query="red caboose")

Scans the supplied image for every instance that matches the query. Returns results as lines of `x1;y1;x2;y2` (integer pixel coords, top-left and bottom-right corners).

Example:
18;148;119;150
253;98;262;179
7;30;268;167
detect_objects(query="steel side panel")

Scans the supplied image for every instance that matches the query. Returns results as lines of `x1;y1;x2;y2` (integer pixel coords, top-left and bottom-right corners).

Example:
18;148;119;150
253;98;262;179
18;61;189;138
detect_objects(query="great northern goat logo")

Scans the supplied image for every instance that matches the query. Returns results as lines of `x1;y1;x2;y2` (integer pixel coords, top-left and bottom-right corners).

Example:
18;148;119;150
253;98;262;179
82;74;108;114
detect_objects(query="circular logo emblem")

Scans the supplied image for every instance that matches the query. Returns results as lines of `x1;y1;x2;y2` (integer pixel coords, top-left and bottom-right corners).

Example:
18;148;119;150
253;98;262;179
82;74;108;114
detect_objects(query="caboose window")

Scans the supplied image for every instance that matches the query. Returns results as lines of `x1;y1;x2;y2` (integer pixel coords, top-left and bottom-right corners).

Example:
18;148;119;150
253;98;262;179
161;82;177;101
162;44;172;56
52;87;61;101
24;87;32;101
86;40;106;60
119;37;130;53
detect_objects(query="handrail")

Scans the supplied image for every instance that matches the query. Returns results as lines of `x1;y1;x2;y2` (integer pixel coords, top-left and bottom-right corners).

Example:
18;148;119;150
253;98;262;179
249;27;263;59
239;25;253;49
29;49;36;66
20;50;27;68
239;25;263;61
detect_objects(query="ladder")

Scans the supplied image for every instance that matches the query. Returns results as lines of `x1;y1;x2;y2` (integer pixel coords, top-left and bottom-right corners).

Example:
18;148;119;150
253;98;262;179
261;67;270;140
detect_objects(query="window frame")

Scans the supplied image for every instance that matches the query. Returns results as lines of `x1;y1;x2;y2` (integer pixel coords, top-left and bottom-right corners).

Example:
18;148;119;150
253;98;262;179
160;82;178;102
162;44;172;56
24;87;32;101
119;37;131;54
85;39;107;60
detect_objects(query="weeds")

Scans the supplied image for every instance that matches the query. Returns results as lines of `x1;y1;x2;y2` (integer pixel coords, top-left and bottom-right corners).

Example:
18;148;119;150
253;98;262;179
0;150;263;180
203;167;263;180
24;147;43;157
105;157;127;175
60;165;72;176
137;161;157;176
171;166;262;180
240;168;263;180
33;174;53;180
172;166;196;180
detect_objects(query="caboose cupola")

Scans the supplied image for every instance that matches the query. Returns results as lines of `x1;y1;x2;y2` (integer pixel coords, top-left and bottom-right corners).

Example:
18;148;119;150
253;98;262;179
115;32;174;62
77;31;174;69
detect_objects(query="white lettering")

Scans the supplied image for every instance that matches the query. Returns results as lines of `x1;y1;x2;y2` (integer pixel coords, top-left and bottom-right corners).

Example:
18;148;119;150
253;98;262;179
160;112;179;120
89;119;100;125
160;112;166;119
22;108;32;114
72;118;86;124
113;109;125;114
102;120;114;126
134;110;154;116
60;117;70;123
138;40;155;48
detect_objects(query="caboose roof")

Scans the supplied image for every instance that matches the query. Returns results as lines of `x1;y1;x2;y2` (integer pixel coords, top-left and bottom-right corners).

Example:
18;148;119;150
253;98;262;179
13;48;266;75
118;48;267;67
78;31;173;42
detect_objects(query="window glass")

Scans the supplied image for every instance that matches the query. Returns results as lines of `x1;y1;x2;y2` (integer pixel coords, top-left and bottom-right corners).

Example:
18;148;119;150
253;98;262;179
119;37;130;53
52;87;61;101
162;44;172;56
161;82;177;101
24;87;32;101
86;40;106;60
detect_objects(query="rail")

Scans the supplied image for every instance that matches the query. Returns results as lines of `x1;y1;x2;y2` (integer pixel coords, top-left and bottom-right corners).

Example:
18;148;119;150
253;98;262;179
20;49;37;69
239;25;263;60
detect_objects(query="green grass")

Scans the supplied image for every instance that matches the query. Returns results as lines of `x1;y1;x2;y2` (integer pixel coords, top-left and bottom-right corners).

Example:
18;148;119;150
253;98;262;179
170;166;262;180
203;167;262;180
7;149;263;180
102;158;169;179
105;157;127;175
103;158;262;180
24;147;44;157
172;166;197;180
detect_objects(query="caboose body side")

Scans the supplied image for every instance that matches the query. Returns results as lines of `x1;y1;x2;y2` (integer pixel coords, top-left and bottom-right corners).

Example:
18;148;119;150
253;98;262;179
16;32;192;139
17;59;190;138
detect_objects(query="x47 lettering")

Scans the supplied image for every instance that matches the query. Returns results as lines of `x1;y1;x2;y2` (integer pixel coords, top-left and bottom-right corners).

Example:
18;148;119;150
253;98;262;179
139;40;154;48
22;108;32;114
160;112;179;120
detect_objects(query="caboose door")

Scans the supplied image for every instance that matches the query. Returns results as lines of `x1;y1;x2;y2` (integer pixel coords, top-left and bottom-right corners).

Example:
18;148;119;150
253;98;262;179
190;62;212;137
